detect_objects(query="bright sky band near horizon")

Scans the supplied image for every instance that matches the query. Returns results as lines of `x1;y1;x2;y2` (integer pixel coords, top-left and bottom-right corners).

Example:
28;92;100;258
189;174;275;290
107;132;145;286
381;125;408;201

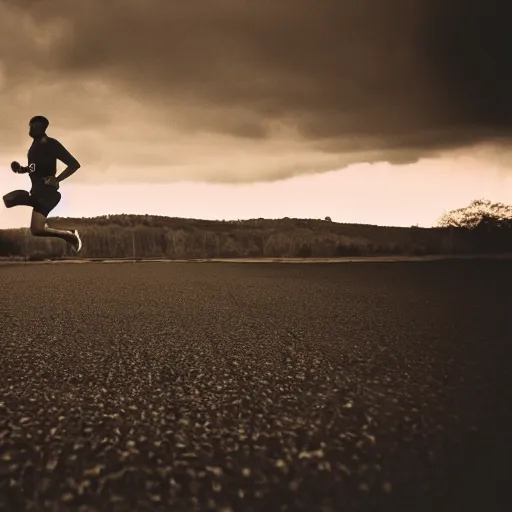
2;150;512;229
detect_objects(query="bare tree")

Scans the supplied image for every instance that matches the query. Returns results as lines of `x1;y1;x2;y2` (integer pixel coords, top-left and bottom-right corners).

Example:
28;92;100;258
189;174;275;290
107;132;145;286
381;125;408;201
437;199;512;228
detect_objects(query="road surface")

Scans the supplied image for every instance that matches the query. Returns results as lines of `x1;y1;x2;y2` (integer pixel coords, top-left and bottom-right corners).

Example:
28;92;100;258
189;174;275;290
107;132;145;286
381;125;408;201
0;261;511;511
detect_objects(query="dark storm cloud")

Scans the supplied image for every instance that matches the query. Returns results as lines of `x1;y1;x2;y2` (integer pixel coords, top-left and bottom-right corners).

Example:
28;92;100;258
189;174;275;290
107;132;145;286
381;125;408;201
0;0;510;179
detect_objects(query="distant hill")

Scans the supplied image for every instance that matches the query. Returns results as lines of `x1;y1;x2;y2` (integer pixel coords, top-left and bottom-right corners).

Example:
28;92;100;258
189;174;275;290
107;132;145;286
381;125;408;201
0;214;501;261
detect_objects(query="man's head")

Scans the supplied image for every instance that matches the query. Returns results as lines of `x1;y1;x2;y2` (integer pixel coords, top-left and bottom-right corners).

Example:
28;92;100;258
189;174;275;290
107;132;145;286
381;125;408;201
29;115;49;138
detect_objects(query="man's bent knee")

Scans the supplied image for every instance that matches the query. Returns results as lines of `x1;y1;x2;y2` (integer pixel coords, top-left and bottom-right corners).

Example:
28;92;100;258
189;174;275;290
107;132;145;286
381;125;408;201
30;226;47;236
30;213;48;236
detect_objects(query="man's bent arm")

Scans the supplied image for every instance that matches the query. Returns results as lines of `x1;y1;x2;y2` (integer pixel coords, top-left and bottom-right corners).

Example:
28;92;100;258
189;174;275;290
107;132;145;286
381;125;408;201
56;165;80;183
54;140;81;183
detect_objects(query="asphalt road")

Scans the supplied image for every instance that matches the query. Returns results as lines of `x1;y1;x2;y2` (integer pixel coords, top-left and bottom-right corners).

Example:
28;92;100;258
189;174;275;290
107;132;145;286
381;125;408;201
0;261;511;512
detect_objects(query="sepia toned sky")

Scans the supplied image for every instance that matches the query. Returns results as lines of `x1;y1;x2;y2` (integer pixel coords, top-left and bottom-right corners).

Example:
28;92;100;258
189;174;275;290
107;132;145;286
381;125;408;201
1;0;511;228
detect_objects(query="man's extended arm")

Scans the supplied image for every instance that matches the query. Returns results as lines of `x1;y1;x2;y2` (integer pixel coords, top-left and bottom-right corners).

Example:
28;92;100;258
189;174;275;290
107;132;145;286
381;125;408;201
54;140;81;183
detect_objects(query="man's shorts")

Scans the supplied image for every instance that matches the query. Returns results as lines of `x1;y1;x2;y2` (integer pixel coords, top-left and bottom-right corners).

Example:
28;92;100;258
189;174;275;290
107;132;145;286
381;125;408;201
3;186;61;217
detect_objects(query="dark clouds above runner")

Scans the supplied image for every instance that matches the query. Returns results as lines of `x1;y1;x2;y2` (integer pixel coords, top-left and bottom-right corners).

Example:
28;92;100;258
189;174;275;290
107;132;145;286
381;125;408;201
0;0;509;182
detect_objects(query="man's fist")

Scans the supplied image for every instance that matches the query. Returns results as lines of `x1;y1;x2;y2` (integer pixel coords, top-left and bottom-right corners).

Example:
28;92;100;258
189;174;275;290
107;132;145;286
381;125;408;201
10;161;31;174
11;161;23;173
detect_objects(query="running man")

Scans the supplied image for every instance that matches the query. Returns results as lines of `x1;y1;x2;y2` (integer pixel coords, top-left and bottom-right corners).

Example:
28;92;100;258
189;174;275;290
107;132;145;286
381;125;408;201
3;116;82;253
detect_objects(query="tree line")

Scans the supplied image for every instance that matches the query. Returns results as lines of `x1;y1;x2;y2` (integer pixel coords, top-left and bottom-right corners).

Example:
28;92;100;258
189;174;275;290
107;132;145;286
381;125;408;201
0;199;510;260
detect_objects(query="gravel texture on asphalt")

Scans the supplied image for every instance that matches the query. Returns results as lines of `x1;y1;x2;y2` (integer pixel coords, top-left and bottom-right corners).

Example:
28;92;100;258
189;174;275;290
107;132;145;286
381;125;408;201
0;261;511;512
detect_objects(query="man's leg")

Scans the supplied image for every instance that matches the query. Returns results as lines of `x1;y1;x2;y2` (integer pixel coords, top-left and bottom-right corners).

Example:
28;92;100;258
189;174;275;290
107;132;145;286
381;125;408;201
30;209;78;245
3;190;34;209
30;188;81;249
4;188;81;250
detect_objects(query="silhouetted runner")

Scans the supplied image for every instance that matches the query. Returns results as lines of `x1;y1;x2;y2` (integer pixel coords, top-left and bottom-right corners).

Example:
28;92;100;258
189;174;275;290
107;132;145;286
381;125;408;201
3;116;82;253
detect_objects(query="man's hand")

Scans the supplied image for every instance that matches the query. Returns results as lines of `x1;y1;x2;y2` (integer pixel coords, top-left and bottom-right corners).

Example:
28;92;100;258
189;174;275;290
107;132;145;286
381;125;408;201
44;176;60;189
11;161;27;174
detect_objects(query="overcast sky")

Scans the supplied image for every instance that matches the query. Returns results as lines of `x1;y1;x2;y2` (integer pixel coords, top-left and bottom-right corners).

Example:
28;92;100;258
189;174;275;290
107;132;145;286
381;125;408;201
1;0;511;228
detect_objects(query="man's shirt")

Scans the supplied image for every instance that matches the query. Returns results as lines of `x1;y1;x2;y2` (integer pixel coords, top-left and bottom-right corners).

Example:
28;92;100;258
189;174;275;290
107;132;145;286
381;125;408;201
27;136;80;186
